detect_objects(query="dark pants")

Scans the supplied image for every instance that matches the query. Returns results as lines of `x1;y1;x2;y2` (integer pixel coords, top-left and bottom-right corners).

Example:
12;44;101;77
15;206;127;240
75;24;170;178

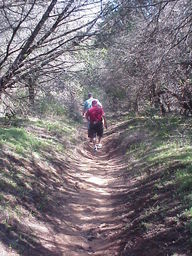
88;121;103;138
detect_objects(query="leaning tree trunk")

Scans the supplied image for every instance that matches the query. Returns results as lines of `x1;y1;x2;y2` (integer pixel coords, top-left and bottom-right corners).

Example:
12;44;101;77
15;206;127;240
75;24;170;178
28;76;35;108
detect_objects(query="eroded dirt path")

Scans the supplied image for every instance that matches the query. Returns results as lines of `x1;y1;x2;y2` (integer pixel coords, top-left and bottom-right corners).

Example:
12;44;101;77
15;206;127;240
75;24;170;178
14;125;128;256
27;123;190;256
0;122;192;256
63;136;127;255
24;122;191;256
1;121;190;256
51;126;128;256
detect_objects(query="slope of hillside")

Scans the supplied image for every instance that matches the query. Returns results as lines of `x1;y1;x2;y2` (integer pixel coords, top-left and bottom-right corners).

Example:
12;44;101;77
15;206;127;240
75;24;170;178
0;115;191;255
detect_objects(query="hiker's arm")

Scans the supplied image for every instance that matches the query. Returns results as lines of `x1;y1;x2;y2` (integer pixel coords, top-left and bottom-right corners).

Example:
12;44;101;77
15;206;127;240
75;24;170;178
85;111;89;121
82;106;86;117
82;101;87;116
103;116;107;129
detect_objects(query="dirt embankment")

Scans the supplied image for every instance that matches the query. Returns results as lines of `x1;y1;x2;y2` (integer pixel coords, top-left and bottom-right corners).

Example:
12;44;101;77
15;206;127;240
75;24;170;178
0;120;190;256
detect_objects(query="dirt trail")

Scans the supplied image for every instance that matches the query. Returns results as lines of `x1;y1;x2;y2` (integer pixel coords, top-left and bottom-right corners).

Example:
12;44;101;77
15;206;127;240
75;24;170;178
2;122;190;256
25;123;190;256
13;124;128;256
53;126;128;256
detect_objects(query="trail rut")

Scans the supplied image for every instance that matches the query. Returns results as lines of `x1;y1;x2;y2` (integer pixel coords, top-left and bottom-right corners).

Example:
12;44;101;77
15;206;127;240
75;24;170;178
55;128;128;256
14;125;128;256
1;122;190;256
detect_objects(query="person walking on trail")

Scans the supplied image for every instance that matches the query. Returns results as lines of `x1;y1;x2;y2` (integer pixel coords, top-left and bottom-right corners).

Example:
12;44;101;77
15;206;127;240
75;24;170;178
86;100;107;151
82;92;102;141
82;92;102;117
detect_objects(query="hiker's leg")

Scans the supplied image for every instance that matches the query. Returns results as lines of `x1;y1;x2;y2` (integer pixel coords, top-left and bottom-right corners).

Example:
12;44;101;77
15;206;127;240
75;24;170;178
88;122;95;142
89;123;96;143
88;121;92;141
93;136;97;150
90;124;97;150
92;128;97;147
96;136;103;148
96;122;103;148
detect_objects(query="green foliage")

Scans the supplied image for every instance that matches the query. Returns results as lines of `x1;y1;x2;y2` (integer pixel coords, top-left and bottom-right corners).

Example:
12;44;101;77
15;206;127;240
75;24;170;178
106;87;127;100
77;48;108;104
176;164;192;208
35;96;67;117
0;127;45;155
0;114;77;159
96;0;134;47
121;114;192;225
35;119;76;136
0;112;78;250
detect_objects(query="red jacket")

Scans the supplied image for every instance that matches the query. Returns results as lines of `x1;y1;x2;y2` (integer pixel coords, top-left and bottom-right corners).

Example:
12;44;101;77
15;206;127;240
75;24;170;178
86;105;105;123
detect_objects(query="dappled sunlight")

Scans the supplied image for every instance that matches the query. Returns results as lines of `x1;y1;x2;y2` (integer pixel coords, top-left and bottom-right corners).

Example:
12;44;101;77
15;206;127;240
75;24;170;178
0;126;127;255
87;176;107;186
0;115;191;255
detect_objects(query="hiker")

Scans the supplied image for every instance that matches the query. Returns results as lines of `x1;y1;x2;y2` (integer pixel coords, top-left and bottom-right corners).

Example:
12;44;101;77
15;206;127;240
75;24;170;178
82;92;102;116
83;92;102;140
86;100;107;150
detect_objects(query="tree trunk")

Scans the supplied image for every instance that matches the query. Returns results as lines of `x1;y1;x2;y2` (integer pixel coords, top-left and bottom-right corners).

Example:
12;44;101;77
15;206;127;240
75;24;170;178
28;77;35;107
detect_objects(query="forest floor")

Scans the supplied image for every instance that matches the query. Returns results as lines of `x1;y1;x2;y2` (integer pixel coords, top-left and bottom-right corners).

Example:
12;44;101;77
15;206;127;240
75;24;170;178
0;116;191;255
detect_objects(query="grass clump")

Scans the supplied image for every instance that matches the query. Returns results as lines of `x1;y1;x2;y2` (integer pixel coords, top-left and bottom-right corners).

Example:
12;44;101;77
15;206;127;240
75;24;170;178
36;119;75;135
0;127;46;155
121;114;192;247
0;113;78;254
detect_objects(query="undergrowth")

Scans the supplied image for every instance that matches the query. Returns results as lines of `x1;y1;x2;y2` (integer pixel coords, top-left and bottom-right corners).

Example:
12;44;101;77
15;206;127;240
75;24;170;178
0;112;192;254
0;113;79;253
120;114;192;250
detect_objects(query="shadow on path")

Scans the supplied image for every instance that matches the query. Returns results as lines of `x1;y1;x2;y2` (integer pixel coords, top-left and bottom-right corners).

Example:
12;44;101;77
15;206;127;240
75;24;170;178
0;122;190;256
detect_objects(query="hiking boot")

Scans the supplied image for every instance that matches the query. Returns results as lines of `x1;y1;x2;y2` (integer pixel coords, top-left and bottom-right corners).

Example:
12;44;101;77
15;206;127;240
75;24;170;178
97;143;102;149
